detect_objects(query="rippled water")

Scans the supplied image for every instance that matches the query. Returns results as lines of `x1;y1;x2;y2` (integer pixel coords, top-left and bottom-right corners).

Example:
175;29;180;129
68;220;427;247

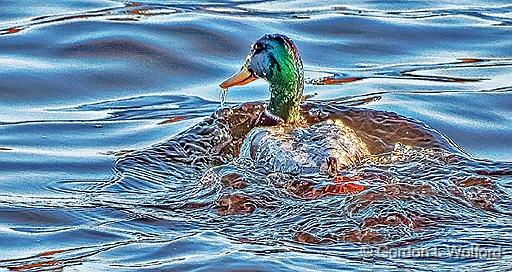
1;1;512;271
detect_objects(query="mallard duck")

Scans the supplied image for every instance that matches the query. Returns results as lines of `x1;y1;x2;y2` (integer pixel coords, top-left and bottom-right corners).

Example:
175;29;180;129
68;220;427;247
219;34;455;176
126;34;454;181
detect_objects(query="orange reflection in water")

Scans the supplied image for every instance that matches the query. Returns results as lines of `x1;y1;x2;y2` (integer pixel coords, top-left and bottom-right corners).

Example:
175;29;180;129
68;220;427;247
9;260;61;272
320;76;363;85
7;28;21;34
460;58;483;63
158;116;186;125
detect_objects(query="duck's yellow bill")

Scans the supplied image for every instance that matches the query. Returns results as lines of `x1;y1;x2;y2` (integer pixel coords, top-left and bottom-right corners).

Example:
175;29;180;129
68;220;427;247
220;67;257;89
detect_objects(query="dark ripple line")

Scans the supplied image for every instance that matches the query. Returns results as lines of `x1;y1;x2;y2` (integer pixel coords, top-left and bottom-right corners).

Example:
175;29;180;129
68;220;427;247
308;58;512;86
2;2;512;36
0;234;197;270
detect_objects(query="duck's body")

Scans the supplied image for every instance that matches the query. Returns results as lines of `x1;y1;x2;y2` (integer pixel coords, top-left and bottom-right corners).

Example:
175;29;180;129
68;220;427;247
138;99;454;174
240;119;370;175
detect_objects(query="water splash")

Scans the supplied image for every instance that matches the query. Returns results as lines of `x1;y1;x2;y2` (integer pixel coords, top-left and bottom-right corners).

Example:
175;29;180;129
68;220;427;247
219;87;228;109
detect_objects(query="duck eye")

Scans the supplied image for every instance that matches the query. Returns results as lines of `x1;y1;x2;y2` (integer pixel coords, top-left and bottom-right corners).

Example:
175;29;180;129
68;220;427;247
253;43;264;53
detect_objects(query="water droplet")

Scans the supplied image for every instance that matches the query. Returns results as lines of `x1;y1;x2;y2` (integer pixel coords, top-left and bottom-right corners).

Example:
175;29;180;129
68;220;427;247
220;87;228;108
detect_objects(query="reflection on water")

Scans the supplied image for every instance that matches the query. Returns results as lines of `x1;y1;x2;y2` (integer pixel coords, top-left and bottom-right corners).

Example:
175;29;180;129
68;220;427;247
1;0;512;271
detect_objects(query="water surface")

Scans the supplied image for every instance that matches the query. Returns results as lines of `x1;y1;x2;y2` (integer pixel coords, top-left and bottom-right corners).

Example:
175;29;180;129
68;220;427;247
0;1;512;271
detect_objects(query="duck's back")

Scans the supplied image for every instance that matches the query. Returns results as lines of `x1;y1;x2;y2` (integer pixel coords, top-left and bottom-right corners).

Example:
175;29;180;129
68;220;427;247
240;119;371;175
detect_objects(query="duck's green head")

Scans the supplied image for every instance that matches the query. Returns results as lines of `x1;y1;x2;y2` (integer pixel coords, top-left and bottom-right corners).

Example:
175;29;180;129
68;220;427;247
220;34;304;123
